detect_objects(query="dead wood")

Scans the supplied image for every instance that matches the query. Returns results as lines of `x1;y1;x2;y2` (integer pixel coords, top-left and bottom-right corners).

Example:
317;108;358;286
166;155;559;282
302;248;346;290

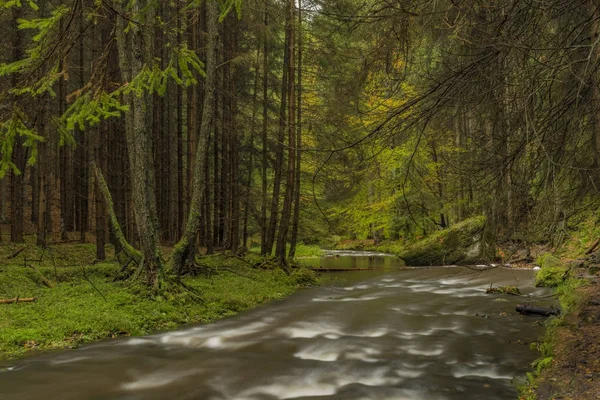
0;297;37;304
586;238;600;254
516;304;560;317
7;247;26;259
27;264;54;288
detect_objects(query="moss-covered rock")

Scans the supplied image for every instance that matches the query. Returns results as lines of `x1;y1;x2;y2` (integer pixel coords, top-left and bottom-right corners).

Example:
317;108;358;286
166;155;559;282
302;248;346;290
398;216;486;266
535;253;568;287
291;267;318;287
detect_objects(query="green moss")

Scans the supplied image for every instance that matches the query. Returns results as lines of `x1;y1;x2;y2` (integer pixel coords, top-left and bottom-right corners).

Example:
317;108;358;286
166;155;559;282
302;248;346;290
397;216;486;265
518;276;586;397
485;285;520;295
535;253;568;287
0;243;307;360
291;267;318;286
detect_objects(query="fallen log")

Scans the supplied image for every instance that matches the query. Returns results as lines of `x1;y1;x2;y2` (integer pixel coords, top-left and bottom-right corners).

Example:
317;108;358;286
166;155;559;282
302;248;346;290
0;297;37;304
586;238;600;254
516;304;560;317
7;246;26;260
27;264;54;288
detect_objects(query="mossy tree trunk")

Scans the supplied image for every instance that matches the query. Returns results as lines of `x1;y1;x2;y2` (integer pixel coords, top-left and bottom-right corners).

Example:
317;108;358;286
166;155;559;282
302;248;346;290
92;162;142;264
115;1;162;285
170;0;219;274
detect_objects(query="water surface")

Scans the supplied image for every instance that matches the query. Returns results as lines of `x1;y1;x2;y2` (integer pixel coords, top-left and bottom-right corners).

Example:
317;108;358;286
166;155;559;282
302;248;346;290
0;252;554;399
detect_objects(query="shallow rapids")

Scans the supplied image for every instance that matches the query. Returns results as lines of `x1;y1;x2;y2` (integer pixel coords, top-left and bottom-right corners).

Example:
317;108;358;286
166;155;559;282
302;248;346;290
0;253;555;399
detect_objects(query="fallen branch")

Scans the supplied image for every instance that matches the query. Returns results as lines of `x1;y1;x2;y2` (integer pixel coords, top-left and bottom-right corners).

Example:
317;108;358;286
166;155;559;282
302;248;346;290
508;257;533;264
586;238;600;254
516;304;560;317
80;264;107;303
486;284;521;295
7;247;26;260
27;264;54;288
113;258;133;282
0;297;37;304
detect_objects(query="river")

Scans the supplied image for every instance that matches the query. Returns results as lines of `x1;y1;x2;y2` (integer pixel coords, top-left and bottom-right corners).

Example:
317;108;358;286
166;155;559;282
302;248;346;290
0;252;555;399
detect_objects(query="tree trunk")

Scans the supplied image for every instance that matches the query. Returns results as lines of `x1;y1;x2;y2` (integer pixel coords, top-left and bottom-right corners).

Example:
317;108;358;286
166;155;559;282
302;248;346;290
244;43;261;249
170;0;218;273
10;5;24;244
92;162;141;264
275;0;296;266
289;0;302;259
95;129;106;261
265;0;291;256
588;0;600;169
115;1;163;285
260;2;269;255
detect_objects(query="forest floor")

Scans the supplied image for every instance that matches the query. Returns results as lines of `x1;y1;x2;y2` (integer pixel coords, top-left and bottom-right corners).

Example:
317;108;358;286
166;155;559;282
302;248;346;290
0;240;317;360
533;280;600;400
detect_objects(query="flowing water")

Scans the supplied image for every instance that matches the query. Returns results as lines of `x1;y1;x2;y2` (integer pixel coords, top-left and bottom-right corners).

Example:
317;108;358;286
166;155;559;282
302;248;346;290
0;252;555;400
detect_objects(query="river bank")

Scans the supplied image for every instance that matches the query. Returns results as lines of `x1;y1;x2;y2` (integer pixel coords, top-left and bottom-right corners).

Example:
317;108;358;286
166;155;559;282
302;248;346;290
332;217;600;399
0;241;316;360
519;253;600;400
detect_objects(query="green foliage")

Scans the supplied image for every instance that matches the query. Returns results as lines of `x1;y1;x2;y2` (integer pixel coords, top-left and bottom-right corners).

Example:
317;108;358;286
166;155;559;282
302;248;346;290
519;275;587;397
0;107;44;178
62;92;130;132
0;0;39;10
291;267;318;286
532;356;554;373
0;4;69;80
535;253;567;287
555;278;585;313
291;243;323;259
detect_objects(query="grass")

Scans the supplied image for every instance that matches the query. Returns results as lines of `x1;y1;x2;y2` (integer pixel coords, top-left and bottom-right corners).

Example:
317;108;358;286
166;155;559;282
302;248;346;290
247;242;324;259
0;241;316;360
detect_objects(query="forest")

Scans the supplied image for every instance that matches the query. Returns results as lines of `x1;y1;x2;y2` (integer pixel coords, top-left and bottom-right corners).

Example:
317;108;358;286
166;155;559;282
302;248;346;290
2;1;600;398
2;0;600;276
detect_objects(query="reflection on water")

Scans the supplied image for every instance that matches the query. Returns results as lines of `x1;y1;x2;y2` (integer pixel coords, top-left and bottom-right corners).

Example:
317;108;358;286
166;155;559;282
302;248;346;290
0;253;555;400
301;250;404;270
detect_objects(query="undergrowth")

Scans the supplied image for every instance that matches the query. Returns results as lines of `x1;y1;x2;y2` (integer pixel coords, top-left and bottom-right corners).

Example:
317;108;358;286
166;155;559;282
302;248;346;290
518;273;586;399
0;241;315;360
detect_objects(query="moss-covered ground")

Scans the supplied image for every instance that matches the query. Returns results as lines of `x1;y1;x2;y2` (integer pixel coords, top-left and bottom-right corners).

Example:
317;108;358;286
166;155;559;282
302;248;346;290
0;241;316;360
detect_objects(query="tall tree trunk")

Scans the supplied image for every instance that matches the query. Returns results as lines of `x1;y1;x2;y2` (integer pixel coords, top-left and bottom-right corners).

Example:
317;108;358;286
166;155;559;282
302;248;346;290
265;1;291;255
244;45;261;249
289;0;302;259
75;13;89;243
175;2;184;240
260;3;269;255
588;0;600;169
10;5;24;243
115;1;163;285
275;0;296;265
170;0;218;273
95;131;106;261
228;17;240;254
